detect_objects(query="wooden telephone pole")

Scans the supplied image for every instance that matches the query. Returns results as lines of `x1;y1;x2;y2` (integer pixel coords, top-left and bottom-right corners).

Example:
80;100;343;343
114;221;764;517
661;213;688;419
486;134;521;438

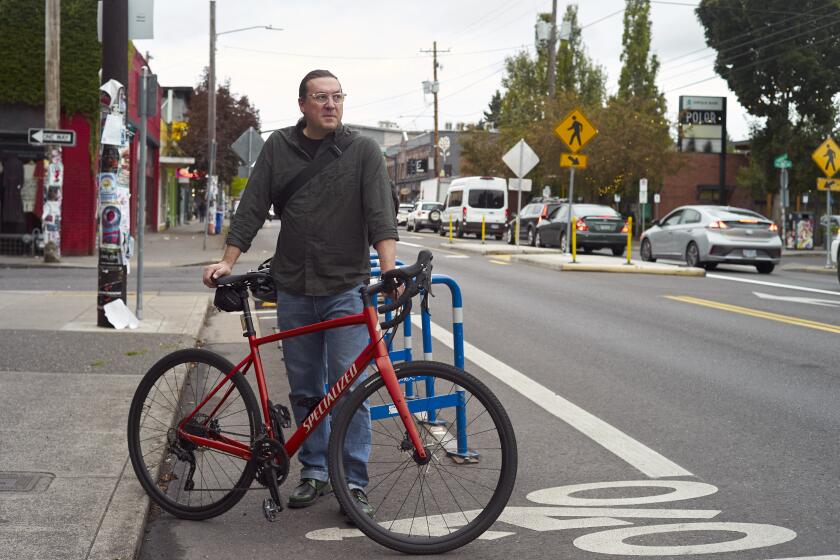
421;41;449;178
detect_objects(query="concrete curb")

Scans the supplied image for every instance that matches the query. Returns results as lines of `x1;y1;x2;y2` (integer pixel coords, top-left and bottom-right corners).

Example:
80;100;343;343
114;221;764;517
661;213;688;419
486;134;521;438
87;295;214;560
560;262;706;276
781;265;836;274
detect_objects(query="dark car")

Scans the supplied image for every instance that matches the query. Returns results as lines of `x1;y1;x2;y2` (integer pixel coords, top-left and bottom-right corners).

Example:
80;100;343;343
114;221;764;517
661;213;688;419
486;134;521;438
535;203;628;255
504;197;565;246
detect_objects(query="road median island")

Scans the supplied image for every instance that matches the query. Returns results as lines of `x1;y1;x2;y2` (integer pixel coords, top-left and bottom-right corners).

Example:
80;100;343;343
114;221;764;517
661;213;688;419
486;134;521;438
443;241;705;276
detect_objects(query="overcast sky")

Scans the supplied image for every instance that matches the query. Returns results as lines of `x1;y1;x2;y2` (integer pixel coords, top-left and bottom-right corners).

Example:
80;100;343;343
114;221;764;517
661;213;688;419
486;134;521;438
134;0;756;140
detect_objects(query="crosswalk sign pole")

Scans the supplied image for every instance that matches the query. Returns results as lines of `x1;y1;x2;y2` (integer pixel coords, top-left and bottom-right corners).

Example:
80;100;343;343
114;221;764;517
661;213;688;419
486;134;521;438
566;168;575;254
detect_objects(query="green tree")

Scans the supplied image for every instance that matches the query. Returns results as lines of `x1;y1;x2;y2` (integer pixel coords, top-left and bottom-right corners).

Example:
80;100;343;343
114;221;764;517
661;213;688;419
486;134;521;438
697;0;840;204
179;70;261;190
478;90;502;129
617;0;664;112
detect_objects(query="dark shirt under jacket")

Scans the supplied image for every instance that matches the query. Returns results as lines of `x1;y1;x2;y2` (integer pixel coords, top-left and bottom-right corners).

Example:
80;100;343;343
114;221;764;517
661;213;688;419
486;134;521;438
226;120;398;296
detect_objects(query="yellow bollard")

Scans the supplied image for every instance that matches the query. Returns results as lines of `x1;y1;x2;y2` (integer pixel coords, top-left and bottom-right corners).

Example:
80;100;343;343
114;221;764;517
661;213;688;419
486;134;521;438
571;215;577;262
626;216;633;265
448;214;453;242
481;215;486;244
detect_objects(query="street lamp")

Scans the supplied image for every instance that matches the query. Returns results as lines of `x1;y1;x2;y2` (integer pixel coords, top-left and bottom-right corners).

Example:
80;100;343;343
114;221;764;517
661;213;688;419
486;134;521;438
205;0;282;249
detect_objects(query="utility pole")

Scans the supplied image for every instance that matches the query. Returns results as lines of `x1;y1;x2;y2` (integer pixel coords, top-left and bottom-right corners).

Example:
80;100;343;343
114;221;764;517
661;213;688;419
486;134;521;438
204;0;217;250
98;0;129;328
547;0;558;98
421;41;449;180
44;0;61;263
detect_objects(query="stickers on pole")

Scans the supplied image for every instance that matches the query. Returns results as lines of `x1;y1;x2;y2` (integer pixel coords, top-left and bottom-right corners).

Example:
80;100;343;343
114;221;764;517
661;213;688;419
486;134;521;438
812;136;840;178
554;108;597;153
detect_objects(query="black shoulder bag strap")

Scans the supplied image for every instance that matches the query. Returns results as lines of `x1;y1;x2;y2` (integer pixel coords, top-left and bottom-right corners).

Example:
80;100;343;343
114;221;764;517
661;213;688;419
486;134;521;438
275;131;356;218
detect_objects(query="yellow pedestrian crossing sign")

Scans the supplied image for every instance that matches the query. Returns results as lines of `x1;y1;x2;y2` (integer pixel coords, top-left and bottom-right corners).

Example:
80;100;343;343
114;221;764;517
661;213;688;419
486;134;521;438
560;153;588;169
817;177;840;191
554;108;597;153
812;136;840;178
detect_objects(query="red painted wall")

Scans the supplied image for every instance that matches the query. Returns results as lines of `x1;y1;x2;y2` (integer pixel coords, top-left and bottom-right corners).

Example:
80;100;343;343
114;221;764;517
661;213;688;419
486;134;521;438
54;113;96;256
659;152;754;219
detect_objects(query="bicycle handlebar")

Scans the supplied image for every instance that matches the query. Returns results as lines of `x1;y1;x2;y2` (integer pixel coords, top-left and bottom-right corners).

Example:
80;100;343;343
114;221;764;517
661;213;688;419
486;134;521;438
367;249;433;330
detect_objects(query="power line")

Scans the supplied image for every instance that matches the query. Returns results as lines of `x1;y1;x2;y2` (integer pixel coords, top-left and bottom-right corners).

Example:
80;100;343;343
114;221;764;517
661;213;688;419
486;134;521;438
659;2;840;70
660;10;840;84
664;30;839;94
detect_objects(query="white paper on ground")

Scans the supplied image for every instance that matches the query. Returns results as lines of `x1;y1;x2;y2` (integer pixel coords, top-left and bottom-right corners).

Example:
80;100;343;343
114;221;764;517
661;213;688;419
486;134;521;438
103;299;140;329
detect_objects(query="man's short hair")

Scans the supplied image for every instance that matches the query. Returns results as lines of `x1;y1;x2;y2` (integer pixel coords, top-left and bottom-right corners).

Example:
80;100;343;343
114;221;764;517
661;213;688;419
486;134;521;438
299;70;339;100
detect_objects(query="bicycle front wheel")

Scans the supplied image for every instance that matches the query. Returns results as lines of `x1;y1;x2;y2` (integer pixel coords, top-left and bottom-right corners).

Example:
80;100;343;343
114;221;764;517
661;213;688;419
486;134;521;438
328;361;517;554
127;349;260;520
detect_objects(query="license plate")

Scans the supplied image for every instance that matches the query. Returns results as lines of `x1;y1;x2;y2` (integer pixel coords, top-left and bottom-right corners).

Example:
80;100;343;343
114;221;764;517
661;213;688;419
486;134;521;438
743;249;757;258
597;225;612;231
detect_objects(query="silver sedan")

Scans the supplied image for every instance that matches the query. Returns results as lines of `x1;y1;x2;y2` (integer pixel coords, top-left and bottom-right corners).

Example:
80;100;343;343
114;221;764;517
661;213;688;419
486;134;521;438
640;205;781;273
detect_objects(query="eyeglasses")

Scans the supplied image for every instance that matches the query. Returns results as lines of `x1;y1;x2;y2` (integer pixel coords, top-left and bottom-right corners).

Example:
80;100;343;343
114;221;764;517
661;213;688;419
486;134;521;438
308;92;347;105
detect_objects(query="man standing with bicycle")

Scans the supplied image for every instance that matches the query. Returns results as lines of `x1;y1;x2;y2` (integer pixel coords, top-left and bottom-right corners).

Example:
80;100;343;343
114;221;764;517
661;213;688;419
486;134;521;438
202;69;397;517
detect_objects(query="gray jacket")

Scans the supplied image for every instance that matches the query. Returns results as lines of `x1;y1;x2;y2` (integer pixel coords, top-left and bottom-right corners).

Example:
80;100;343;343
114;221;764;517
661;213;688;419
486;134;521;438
226;122;398;296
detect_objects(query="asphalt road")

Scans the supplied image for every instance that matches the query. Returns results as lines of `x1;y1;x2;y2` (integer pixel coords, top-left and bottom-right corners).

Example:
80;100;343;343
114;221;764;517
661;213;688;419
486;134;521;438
4;226;839;559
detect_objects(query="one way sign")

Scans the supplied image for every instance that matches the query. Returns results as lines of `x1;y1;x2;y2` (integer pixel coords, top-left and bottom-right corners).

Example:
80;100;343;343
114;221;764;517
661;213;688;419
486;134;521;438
28;128;76;147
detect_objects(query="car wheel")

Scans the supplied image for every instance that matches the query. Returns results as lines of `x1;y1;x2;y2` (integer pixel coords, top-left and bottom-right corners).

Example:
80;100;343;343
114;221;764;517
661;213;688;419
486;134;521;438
559;232;568;253
641;238;656;262
527;227;535;247
703;262;718;270
495;234;503;240
756;262;775;274
536;229;545;248
505;227;514;244
685;242;701;268
406;222;413;232
612;246;625;257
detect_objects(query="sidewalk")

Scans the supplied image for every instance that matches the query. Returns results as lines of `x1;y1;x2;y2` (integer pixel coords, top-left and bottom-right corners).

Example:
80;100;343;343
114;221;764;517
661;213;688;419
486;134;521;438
443;240;706;277
0;220;270;270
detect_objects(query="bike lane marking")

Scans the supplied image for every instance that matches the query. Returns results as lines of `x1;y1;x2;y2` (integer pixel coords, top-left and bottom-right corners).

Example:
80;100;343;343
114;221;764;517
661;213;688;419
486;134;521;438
410;316;692;478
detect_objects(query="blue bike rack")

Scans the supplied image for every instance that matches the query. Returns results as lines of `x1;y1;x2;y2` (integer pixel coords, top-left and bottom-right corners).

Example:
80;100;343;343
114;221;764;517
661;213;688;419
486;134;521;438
368;257;475;461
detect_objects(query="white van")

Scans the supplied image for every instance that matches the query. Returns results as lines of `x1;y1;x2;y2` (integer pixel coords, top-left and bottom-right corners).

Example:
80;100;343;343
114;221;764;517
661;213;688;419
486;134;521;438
439;176;509;239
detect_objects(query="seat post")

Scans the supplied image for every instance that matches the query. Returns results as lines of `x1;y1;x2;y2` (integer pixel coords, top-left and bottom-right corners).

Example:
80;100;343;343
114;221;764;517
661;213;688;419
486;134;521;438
240;288;257;337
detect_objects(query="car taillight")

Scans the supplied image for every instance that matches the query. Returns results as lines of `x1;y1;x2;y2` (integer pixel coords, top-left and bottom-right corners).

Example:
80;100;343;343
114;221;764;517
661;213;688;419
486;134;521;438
540;205;549;219
621;221;628;233
576;218;589;231
462;207;467;221
505;208;510;220
708;220;729;229
768;223;779;232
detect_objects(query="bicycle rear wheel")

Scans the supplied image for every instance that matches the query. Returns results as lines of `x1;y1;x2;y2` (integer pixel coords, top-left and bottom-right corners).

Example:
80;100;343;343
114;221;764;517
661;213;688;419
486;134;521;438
127;348;260;520
328;361;517;554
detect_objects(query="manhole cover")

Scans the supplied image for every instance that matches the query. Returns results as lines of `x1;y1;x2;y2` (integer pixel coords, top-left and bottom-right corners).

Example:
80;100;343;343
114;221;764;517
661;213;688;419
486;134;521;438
0;472;54;493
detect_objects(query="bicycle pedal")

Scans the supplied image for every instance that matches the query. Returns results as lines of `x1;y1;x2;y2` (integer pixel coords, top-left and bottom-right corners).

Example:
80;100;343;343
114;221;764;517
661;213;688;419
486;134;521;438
262;497;282;522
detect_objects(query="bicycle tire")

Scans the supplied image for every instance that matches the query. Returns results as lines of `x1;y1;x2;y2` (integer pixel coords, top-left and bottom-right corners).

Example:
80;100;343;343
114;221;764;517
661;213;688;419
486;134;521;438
127;348;261;520
328;361;517;554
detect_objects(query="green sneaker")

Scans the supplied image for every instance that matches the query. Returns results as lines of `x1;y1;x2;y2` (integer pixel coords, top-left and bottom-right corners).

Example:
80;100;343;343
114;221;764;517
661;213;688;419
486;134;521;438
341;488;375;523
287;478;330;508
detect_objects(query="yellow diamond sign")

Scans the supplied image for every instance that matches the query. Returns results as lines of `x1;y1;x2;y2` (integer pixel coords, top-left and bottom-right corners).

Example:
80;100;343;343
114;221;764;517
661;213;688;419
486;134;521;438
554;108;597;153
560;153;587;169
812;136;840;178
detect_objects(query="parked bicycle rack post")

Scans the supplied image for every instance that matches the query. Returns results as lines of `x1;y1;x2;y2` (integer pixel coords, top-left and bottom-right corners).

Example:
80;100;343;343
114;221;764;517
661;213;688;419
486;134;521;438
369;260;475;461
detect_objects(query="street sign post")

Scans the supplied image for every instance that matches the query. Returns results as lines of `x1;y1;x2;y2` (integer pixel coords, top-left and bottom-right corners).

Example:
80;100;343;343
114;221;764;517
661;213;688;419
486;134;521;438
816;178;840;191
232;126;264;178
502;139;539;245
639;178;648;235
28;128;76;147
774;153;792;169
554;108;598;254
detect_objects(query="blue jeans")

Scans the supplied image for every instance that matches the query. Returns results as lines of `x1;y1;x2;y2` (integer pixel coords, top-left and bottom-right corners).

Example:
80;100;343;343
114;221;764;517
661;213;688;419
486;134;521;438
276;285;370;489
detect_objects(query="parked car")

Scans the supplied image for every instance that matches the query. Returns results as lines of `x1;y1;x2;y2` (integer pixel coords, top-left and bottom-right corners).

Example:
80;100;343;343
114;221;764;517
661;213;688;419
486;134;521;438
396;203;414;226
407;201;443;232
439;176;508;240
640;205;781;273
831;233;840;284
504;197;565;246
535;203;628;255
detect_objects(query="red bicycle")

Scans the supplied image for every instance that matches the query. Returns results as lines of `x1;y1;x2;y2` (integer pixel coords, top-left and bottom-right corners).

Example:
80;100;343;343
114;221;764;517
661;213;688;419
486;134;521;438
127;250;517;554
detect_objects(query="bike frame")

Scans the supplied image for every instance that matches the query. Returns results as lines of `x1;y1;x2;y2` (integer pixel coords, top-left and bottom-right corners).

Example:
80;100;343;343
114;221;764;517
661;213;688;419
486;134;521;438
176;290;429;462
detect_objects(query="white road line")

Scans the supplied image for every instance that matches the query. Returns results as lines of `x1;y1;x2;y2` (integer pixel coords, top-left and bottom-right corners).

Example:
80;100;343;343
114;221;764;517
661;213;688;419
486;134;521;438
707;273;840;296
753;291;840;307
411;316;693;479
445;254;470;259
397;241;424;248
